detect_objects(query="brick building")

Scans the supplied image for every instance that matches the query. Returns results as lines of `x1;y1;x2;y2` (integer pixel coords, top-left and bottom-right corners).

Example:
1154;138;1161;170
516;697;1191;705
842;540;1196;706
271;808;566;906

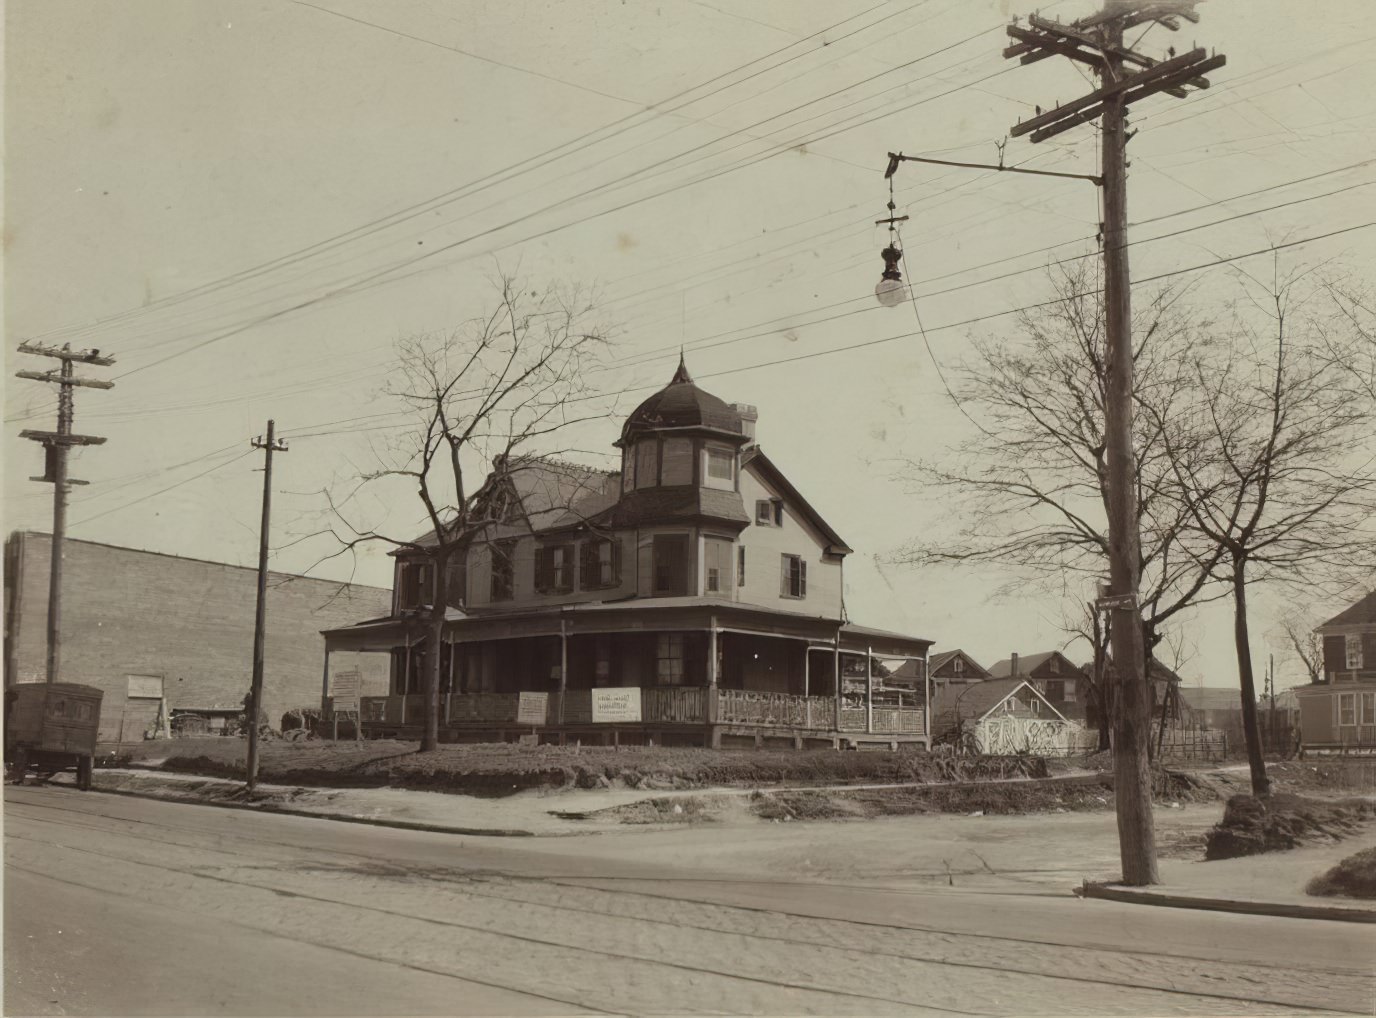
4;532;390;742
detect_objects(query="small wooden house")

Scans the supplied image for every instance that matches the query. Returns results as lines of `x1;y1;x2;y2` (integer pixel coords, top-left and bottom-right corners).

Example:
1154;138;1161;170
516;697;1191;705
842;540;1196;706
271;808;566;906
935;678;1096;756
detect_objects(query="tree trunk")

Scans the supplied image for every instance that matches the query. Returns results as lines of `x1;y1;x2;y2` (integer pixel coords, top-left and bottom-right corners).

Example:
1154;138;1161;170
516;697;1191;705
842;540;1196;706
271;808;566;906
1231;560;1270;795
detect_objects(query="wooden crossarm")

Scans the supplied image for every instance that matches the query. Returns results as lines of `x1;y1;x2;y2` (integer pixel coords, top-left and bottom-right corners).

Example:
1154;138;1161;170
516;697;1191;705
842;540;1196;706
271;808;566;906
1005;25;1102;70
1011;47;1207;138
1027;52;1225;143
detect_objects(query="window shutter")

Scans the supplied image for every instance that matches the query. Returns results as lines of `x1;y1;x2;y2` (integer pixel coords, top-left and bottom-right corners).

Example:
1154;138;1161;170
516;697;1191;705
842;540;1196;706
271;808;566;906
737;546;745;586
780;555;789;596
580;541;593;588
610;539;622;585
535;546;550;593
800;559;807;597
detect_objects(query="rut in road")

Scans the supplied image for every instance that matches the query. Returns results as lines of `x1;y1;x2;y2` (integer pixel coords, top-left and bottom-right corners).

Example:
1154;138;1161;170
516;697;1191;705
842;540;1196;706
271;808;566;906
7;792;1369;1016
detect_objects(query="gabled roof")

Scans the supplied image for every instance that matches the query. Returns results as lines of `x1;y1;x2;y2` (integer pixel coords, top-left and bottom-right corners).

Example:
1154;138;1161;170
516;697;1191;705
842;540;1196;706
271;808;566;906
1176;686;1247;712
928;649;991;677
953;678;1068;723
404;456;620;550
987;650;1083;679
1318;590;1376;631
742;446;852;555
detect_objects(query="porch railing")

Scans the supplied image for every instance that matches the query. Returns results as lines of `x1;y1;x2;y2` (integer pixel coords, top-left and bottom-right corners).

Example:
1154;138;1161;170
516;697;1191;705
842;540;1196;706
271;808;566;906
643;686;707;723
715;690;836;730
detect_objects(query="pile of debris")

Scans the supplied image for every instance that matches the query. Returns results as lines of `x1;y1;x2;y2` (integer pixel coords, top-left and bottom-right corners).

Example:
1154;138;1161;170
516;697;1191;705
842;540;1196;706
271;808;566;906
1204;793;1376;860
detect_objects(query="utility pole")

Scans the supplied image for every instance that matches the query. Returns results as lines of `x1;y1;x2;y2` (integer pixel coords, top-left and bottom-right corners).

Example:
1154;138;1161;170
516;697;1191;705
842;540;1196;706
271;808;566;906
1004;1;1224;886
16;342;115;683
246;420;288;792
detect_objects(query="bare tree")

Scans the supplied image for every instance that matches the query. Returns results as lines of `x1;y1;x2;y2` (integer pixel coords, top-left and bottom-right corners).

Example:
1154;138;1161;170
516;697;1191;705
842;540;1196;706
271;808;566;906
308;274;611;751
895;261;1227;686
1154;259;1376;794
1276;610;1324;685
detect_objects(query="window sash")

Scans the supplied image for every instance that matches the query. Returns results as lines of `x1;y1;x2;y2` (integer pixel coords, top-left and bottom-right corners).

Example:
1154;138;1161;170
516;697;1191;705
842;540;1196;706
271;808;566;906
656;633;686;684
1363;692;1376;725
1339;692;1357;726
652;534;690;596
780;554;807;598
490;542;515;600
1346;635;1364;670
706;448;733;481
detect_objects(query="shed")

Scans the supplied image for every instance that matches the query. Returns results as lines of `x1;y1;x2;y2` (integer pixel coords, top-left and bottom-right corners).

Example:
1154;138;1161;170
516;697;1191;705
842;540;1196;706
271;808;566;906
940;678;1095;756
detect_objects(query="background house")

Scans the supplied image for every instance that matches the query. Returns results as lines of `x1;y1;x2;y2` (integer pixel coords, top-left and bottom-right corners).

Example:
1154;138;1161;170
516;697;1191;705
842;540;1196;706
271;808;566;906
4;532;390;742
988;651;1088;722
1294;590;1376;750
934;677;1096;756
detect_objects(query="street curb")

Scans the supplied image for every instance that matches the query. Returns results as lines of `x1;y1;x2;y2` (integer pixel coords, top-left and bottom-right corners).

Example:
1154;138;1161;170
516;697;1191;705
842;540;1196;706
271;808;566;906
51;780;538;838
1077;880;1376;923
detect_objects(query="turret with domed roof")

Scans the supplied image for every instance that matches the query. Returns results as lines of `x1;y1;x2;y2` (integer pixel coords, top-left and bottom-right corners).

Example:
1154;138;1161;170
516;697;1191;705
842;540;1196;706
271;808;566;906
594;356;751;529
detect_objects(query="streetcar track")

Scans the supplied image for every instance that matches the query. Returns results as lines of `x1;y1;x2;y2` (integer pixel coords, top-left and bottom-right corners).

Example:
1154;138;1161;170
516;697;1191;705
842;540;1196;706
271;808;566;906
5;862;613;1016
8;791;1367;984
7;831;983;1016
7;805;1365;1015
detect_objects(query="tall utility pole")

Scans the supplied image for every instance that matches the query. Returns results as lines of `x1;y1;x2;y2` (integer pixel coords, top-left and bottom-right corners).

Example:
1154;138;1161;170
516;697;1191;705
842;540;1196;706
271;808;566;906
1005;1;1224;886
246;420;288;792
16;342;115;683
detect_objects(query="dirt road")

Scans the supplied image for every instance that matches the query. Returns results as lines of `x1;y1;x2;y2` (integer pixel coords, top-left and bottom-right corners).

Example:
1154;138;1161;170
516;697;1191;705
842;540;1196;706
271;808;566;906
5;785;1372;1015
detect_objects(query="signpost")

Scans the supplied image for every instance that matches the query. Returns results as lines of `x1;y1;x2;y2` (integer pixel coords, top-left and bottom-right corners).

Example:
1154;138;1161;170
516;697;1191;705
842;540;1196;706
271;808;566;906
1095;593;1138;612
330;669;362;741
517;691;549;746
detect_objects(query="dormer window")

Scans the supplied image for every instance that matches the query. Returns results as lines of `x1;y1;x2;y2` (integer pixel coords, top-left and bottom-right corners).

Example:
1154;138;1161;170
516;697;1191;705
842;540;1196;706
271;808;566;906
398;561;432;610
490;540;516;601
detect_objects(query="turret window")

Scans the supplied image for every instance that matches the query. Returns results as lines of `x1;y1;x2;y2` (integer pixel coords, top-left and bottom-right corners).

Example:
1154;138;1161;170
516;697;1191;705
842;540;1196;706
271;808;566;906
704;444;735;490
661;437;693;485
704;537;732;596
635;440;657;490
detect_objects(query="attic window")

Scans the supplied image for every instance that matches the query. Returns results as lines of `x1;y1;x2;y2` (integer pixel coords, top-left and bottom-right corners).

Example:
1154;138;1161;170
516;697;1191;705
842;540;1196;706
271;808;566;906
1048;656;1060;675
756;498;783;527
952;657;964;675
780;554;807;599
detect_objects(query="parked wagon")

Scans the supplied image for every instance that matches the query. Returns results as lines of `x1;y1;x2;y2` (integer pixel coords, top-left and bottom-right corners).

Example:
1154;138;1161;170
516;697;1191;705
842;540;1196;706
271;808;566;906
4;682;104;789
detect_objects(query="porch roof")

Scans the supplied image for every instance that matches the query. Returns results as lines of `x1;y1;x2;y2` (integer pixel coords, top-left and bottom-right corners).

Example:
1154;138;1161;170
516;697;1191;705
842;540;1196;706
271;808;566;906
322;599;931;657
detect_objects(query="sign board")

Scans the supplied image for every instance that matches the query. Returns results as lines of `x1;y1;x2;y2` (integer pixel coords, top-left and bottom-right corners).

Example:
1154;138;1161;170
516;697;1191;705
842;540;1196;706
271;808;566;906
1095;593;1138;611
591;687;642;723
331;669;362;713
517;691;549;726
126;674;164;700
518;733;540;747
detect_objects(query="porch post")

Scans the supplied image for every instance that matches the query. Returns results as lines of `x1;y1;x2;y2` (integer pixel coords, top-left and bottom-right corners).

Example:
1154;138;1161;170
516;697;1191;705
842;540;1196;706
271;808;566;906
803;645;811;729
706;617;719;746
559;619;568;725
866;645;874;734
320;646;331;714
833;630;842;736
402;642;411;725
923;648;931;745
446;640;455;724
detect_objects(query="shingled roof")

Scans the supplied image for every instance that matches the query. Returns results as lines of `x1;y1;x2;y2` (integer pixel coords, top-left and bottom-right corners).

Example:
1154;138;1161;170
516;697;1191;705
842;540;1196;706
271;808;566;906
952;678;1068;723
619;356;745;446
1319;590;1376;630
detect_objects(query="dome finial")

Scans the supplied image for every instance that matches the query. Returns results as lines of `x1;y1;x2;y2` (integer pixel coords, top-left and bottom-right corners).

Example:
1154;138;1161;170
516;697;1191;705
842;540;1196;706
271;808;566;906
671;349;693;385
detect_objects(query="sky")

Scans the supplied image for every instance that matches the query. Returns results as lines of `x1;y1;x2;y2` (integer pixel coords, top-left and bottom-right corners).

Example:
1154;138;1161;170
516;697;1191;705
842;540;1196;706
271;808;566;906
5;0;1374;692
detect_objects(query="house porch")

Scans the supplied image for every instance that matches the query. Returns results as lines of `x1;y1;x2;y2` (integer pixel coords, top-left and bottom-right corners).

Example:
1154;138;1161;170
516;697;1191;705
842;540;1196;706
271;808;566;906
320;604;931;749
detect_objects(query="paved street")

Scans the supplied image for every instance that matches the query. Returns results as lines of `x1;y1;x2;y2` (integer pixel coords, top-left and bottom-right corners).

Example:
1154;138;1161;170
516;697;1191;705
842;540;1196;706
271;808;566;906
5;785;1373;1016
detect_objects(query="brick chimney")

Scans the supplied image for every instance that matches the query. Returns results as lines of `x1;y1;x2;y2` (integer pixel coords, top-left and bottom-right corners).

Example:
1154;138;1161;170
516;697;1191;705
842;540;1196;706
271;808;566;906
1010;652;1020;678
731;403;758;446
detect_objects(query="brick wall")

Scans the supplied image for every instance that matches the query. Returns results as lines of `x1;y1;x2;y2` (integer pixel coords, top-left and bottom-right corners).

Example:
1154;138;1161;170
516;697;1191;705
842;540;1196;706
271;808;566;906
5;533;391;741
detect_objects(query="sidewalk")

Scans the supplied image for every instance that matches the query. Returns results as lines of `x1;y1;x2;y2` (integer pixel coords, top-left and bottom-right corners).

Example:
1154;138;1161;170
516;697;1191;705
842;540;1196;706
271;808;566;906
1082;840;1376;922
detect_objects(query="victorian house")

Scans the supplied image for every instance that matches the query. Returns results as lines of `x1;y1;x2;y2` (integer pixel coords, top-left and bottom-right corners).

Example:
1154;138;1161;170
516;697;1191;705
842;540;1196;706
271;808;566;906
322;359;932;749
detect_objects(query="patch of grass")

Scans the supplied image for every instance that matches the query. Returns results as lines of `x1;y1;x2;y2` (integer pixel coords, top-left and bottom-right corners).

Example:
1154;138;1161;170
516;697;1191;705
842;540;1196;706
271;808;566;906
748;775;1117;821
1307;846;1376;899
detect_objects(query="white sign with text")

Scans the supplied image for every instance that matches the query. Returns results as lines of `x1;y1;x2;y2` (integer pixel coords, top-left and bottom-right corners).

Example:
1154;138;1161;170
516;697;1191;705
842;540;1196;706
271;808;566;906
591;687;642;723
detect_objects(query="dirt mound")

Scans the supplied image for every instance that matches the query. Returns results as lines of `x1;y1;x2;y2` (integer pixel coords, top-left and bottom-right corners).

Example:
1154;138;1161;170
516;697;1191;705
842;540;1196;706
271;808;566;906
749;774;1117;821
127;738;1052;797
1307;846;1376;900
1204;793;1376;860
